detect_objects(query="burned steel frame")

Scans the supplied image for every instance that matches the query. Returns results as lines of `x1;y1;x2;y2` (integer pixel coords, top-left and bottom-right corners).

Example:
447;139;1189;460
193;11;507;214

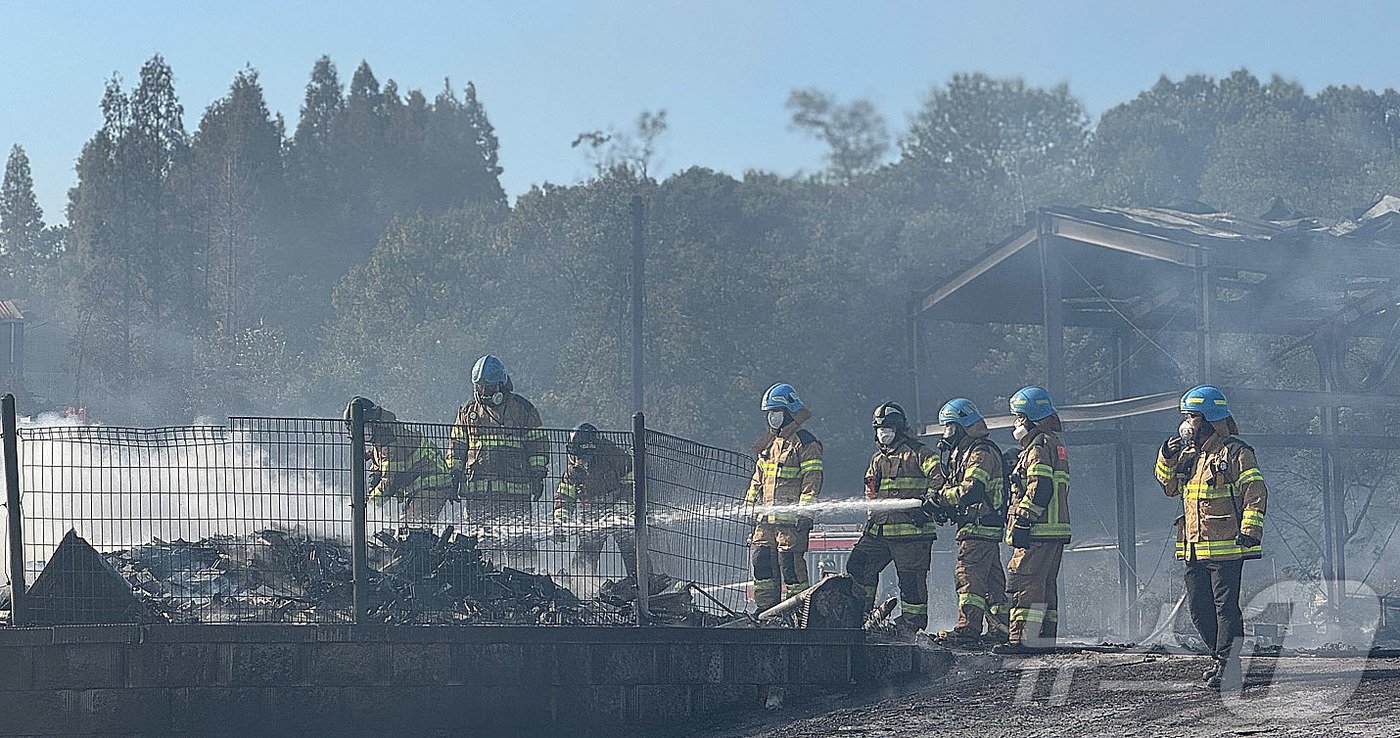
909;204;1400;635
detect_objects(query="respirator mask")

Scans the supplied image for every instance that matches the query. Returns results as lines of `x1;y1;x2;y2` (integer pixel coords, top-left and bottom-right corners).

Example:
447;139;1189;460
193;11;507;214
938;423;963;452
1179;416;1211;450
1012;419;1032;442
876;427;898;446
475;382;505;406
767;410;787;431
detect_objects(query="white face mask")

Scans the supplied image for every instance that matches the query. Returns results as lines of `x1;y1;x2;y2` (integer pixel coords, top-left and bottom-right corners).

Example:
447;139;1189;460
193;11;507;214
767;410;786;430
1178;419;1195;445
876;427;897;446
1012;423;1030;441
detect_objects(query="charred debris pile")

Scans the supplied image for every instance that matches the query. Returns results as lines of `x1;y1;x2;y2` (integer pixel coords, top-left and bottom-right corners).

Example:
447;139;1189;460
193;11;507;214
26;528;715;626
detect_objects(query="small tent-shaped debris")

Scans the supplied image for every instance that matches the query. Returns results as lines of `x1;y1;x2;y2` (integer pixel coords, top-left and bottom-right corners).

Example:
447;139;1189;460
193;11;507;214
27;529;149;625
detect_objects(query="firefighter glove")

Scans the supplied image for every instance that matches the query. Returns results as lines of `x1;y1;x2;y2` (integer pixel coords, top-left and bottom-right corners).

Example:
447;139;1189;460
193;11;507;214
450;468;467;485
1163;435;1184;457
367;471;382;490
1009;522;1033;549
529;474;546;501
1235;533;1260;548
796;514;814;532
907;507;931;527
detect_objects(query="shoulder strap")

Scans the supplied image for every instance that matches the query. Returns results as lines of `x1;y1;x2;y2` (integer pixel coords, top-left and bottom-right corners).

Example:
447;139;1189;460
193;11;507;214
795;429;818;446
1219;436;1252;520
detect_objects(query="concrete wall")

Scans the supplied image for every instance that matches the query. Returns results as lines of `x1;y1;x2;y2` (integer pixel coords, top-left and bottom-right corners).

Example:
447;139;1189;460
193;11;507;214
0;625;944;736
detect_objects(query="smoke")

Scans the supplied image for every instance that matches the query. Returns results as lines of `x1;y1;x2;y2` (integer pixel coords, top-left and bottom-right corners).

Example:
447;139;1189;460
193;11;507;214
10;415;351;582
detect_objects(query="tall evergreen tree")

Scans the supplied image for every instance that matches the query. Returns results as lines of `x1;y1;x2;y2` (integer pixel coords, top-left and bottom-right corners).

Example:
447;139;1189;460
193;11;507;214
463;82;503;181
0;144;48;295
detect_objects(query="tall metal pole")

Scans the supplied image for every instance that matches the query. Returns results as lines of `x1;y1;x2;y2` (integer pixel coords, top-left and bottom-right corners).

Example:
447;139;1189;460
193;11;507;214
1198;253;1213;383
2;394;25;625
631;195;646;414
348;398;370;624
906;296;924;428
1113;334;1139;637
1318;356;1343;614
631;412;651;626
1037;215;1065;398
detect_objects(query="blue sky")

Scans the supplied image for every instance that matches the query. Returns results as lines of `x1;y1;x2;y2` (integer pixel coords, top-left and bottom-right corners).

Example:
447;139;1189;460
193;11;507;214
3;1;1399;222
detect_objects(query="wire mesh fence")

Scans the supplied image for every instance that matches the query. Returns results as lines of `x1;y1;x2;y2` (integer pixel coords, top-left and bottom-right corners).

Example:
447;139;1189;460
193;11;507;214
643;430;754;618
18;419;353;624
1;406;760;627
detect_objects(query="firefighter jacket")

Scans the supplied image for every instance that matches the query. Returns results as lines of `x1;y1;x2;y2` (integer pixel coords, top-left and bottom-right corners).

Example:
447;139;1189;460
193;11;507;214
554;436;634;520
1155;421;1266;561
447;393;548;496
938;420;1005;541
746;408;823;525
864;436;941;539
1007;419;1071;543
368;423;454;501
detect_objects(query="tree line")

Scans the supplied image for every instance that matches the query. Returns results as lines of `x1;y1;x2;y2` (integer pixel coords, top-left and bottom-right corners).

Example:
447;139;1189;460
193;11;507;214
5;58;1400;584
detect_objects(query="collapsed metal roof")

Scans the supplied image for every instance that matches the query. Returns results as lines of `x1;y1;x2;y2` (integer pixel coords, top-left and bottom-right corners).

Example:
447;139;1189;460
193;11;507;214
911;197;1400;436
916;199;1400;336
0;301;22;322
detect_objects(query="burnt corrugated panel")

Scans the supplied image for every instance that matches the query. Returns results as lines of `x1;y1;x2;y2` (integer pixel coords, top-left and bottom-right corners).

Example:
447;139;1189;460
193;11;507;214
0;300;22;322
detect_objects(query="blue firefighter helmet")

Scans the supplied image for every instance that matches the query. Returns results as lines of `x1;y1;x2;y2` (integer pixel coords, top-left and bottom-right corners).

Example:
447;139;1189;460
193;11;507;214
1180;385;1230;422
938;398;982;427
471;355;508;385
761;383;804;413
1009;386;1057;421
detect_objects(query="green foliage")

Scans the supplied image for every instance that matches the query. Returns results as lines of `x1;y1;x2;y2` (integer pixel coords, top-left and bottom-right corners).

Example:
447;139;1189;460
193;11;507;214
0;144;56;295
786;88;890;182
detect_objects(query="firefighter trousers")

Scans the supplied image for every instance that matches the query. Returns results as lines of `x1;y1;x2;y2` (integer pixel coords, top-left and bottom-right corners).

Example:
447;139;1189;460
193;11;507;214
1006;541;1064;645
1185;558;1245;661
399;486;451;528
846;533;932;631
469;494;537;567
954;537;1008;636
577;525;639;580
749;523;810;612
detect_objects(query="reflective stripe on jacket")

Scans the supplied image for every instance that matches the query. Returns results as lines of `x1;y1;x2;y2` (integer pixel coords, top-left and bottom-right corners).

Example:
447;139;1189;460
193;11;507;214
447;393;547;496
746;408;822;524
865;437;941;539
1008;425;1071;542
554;436;634;520
941;425;1004;541
369;425;453;500
1156;426;1266;561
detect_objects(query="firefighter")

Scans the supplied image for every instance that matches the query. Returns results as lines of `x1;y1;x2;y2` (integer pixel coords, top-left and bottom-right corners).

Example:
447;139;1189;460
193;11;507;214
994;386;1072;654
927;398;1009;644
847;401;941;634
1156;385;1267;690
553;423;638;580
344;397;454;527
746;383;823;613
447;355;549;556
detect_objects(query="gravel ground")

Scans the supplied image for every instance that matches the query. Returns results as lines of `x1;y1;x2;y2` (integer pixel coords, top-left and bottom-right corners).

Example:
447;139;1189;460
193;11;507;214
701;650;1400;738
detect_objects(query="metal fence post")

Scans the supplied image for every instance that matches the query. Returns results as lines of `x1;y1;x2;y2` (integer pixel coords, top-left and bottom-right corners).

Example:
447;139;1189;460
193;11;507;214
632;412;651;626
348;398;370;624
2;394;24;625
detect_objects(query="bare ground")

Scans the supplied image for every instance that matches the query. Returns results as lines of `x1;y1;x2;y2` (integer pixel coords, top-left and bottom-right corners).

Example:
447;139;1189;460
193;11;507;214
698;651;1400;738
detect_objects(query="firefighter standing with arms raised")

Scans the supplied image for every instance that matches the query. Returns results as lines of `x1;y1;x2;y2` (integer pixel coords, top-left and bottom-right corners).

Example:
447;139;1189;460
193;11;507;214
1156;385;1267;689
996;386;1072;654
847;401;942;634
746;383;823;613
927;398;1009;644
